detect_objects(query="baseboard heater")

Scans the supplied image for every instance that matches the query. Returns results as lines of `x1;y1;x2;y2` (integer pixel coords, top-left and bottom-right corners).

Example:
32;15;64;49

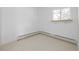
17;31;77;45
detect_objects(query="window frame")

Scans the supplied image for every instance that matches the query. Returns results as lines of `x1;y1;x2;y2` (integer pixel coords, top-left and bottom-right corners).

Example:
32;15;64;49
52;8;72;22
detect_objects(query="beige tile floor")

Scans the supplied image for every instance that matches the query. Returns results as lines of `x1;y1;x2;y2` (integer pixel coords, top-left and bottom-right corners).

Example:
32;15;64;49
0;34;77;51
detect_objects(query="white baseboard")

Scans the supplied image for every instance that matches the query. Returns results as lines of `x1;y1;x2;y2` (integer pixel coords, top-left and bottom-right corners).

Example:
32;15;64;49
17;31;40;40
17;31;77;45
0;31;77;47
40;31;77;45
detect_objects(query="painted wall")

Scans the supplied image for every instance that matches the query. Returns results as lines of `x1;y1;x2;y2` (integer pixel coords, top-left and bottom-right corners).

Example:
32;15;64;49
0;8;1;44
15;8;38;37
38;7;78;40
0;7;38;44
0;7;78;45
77;8;79;50
1;8;17;44
36;7;43;31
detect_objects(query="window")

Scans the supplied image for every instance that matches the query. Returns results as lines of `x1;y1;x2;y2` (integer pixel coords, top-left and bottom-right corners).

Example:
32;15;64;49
53;10;60;21
52;8;71;21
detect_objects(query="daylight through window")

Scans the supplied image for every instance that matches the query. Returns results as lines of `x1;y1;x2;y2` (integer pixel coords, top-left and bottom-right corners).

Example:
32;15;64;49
52;8;71;21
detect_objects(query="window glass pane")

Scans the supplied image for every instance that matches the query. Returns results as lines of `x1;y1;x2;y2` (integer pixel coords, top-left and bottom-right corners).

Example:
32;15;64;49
61;8;71;20
52;10;60;21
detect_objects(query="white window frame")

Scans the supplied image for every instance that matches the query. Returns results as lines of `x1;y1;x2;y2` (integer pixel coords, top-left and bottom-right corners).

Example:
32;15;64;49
52;8;72;21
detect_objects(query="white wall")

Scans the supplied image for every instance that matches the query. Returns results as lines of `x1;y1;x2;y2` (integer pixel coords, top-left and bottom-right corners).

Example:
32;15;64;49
15;8;38;37
77;8;79;50
36;7;43;31
0;7;78;45
0;8;1;44
0;7;38;44
1;8;17;44
38;7;78;40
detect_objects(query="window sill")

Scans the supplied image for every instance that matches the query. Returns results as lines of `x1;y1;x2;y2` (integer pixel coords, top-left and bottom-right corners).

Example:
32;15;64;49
51;20;72;22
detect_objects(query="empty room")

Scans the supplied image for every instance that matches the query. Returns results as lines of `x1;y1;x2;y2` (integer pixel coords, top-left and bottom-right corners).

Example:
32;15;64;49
0;7;79;51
